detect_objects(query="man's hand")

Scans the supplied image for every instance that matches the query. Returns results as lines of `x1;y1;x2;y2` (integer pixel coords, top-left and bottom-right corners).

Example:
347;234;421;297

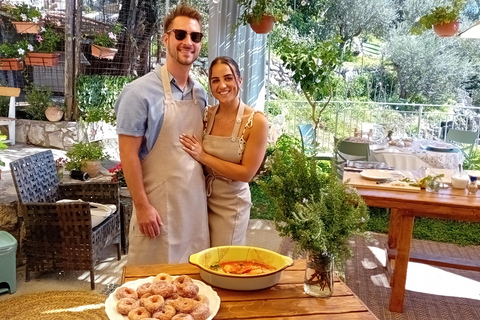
136;203;163;238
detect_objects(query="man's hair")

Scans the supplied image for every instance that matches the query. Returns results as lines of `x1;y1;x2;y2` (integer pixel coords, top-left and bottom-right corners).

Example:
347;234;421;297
163;3;203;33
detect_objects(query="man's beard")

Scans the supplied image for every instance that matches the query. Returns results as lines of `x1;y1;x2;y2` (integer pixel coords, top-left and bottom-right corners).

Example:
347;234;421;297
168;44;199;66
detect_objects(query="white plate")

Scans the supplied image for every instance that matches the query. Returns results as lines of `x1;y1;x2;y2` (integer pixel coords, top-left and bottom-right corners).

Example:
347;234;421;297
360;169;396;181
105;276;221;320
426;142;455;151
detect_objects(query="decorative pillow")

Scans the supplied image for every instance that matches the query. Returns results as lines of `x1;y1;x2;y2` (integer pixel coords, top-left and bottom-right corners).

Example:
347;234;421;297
56;200;116;228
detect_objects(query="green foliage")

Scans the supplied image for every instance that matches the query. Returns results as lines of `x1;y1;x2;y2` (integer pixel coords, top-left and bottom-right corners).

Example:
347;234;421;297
0;134;7;167
410;0;464;35
235;0;289;28
0;39;30;58
93;23;122;48
65;142;108;171
24;83;52;121
0;96;9;117
35;26;62;53
76;75;135;124
463;147;480;170
6;3;42;22
259;138;368;266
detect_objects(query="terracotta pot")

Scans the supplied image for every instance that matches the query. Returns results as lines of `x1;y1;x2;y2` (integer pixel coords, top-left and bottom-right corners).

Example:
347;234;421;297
12;21;44;34
91;44;118;60
0;58;23;71
25;52;60;67
81;160;102;178
433;21;460;37
249;15;275;34
45;106;64;122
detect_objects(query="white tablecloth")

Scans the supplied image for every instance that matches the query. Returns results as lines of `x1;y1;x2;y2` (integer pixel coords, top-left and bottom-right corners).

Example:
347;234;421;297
370;140;464;170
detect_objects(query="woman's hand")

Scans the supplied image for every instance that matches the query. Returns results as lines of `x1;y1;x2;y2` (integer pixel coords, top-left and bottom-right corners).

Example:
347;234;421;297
179;134;204;162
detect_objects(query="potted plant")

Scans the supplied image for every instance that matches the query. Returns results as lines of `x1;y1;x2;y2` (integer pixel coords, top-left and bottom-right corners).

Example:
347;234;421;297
24;83;52;120
236;0;289;34
25;25;62;66
410;0;464;37
259;136;368;297
65;141;109;178
0;39;32;70
108;163;127;187
90;23;122;60
6;3;44;34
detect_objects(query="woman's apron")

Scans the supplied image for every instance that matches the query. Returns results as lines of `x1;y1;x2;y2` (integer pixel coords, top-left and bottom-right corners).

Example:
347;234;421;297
203;101;252;247
127;65;209;265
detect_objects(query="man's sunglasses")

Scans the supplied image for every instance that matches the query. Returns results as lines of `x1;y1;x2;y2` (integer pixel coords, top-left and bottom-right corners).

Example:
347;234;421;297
166;29;203;43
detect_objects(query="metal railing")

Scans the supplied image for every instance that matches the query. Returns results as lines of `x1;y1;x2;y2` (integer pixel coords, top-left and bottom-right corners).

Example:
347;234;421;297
266;100;480;152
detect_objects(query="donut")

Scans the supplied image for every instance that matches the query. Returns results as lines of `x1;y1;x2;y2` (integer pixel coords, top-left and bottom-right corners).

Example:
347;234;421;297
176;282;199;298
154;273;174;284
192;294;209;306
128;307;151;320
171;297;196;314
152;305;177;320
190;302;210;320
143;294;165;313
152;281;177;298
116;298;140;315
171;314;194;320
117;286;138;300
137;282;153;297
173;275;193;286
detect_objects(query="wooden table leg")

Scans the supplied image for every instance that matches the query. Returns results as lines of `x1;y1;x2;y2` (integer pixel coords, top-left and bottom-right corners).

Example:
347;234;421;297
388;208;400;249
389;211;414;313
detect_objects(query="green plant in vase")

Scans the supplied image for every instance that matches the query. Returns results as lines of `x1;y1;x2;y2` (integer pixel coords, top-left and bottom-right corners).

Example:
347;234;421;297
65;141;108;178
410;0;464;37
235;0;290;33
259;136;368;297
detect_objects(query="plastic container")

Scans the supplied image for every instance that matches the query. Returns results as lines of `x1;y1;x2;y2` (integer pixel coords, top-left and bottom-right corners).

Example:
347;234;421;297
0;231;17;294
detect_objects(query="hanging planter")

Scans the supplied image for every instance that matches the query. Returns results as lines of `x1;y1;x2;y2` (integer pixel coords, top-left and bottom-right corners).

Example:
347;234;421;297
25;52;60;67
0;58;23;71
248;15;275;34
12;21;44;34
91;44;117;60
433;20;460;37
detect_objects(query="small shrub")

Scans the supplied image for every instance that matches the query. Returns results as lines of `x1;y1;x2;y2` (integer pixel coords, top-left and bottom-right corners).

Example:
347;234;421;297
24;83;52;120
65;141;108;171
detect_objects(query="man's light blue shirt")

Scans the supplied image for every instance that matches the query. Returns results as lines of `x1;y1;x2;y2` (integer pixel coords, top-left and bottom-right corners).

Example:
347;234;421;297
114;65;207;160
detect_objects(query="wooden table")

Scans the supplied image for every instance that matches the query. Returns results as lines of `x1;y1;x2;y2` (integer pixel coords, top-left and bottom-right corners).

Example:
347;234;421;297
122;260;378;319
344;171;480;313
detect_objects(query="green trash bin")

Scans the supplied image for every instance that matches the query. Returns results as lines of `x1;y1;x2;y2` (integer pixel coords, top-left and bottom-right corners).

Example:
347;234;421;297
0;231;17;294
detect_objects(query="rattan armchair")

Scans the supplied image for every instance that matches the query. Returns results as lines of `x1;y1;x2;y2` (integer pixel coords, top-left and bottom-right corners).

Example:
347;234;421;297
10;150;121;290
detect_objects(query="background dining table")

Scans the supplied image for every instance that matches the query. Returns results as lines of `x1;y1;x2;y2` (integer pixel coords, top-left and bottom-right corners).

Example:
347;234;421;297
122;260;379;319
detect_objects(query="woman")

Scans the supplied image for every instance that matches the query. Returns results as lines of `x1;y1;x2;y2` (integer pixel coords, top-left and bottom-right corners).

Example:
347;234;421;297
179;56;268;246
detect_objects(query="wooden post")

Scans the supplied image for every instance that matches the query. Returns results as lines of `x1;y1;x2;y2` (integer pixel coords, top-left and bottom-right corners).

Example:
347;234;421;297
74;0;83;120
64;0;74;120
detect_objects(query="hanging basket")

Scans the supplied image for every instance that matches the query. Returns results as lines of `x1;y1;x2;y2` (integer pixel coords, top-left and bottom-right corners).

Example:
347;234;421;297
248;15;275;34
433;21;460;37
0;58;23;71
12;21;44;34
91;44;118;60
25;52;60;67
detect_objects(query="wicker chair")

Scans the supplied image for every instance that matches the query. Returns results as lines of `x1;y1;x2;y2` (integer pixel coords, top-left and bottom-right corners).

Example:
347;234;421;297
10;150;121;290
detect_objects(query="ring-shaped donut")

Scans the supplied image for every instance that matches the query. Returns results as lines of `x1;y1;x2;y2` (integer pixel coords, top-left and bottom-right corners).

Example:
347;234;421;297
152;305;177;320
116;298;140;315
176;282;199;298
190;302;210;320
128;307;151;320
137;282;153;297
171;297;196;314
172;314;194;320
143;294;165;313
154;273;174;284
152;281;177;298
117;287;138;300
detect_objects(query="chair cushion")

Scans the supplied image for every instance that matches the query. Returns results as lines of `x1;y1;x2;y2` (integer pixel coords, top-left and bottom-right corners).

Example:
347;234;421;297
56;200;116;228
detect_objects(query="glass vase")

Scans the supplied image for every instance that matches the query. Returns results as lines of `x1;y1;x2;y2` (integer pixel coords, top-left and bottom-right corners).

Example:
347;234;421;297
304;250;334;298
56;165;64;182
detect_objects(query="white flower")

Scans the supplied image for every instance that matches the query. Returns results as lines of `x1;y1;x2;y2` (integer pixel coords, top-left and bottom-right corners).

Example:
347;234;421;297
301;0;307;5
32;17;39;23
302;198;308;203
27;44;34;51
282;14;289;22
108;32;117;40
41;27;46;32
20;13;27;21
41;11;46;19
17;48;25;55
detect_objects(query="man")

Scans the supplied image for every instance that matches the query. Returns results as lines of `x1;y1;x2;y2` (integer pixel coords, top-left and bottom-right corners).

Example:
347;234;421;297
114;3;209;265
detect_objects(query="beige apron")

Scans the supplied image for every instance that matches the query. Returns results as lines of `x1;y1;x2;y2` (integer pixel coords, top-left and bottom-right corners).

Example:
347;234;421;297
127;65;209;265
203;101;252;247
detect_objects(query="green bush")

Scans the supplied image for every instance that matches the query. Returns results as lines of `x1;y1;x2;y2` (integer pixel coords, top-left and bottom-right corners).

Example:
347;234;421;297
24;83;52;120
65;141;108;171
76;75;135;124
